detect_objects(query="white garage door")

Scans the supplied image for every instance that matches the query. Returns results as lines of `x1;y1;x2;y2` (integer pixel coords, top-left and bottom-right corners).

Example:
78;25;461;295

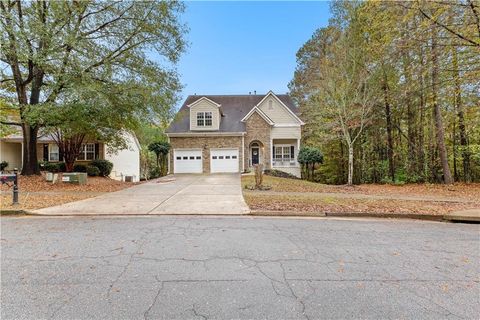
210;148;239;173
174;149;203;173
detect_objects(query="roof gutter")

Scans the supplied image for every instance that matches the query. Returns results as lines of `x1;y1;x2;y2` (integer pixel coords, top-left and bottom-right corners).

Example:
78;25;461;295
166;132;246;137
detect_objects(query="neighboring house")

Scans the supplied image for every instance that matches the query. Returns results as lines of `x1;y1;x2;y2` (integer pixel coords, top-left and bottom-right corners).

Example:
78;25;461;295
0;131;141;182
166;91;304;177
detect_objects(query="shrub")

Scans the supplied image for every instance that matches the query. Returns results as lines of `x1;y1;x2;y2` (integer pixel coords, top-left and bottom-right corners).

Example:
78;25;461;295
86;165;100;176
41;162;66;173
0;161;8;171
90;159;113;177
73;164;87;172
148;166;161;179
264;169;299;179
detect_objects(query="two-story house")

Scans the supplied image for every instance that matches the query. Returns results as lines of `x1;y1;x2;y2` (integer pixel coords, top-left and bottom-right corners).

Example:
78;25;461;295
166;91;304;177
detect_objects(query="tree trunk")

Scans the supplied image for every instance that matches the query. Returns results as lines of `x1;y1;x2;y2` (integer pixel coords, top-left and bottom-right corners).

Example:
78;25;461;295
383;74;395;182
21;124;40;175
431;28;453;184
452;46;470;182
347;144;354;185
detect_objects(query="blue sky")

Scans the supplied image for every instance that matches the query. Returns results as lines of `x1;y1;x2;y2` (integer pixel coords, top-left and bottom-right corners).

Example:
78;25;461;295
175;1;331;105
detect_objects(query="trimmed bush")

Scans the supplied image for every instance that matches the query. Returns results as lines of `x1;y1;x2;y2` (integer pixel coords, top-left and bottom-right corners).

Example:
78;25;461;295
41;162;66;173
86;165;100;176
264;169;299;179
90;159;113;177
73;164;87;172
0;161;8;171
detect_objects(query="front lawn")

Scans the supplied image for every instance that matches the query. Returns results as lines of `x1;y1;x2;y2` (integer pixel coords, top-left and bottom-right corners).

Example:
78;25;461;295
1;175;138;211
242;175;480;215
241;175;480;201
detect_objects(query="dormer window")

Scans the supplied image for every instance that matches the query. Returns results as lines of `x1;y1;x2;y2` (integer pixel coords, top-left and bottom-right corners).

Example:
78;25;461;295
197;111;212;126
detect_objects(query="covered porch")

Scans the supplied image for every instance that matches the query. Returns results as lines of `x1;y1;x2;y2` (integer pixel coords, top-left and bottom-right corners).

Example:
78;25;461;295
245;138;301;177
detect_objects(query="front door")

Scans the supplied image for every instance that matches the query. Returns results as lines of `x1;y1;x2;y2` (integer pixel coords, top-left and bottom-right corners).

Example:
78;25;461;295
251;147;259;165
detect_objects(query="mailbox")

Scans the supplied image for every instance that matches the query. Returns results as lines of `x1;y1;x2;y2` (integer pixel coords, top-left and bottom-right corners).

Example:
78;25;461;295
0;169;19;205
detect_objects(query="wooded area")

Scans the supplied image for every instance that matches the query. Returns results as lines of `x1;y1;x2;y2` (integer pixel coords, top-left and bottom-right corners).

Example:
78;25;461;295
290;0;480;184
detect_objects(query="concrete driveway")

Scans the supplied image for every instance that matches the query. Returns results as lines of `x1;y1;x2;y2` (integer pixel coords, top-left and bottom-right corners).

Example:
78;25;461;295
33;174;250;215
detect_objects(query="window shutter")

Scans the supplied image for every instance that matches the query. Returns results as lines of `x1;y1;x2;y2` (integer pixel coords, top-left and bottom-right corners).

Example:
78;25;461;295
59;148;64;162
94;143;100;159
291;146;295;159
272;146;275;158
43;144;49;161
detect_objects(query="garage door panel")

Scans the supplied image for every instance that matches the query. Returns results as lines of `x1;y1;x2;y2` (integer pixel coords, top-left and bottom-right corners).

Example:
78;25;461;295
174;149;202;173
210;149;239;173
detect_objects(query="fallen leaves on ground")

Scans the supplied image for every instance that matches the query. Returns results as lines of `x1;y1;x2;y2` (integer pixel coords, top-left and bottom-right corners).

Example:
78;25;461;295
241;175;480;201
243;193;478;215
1;174;139;193
1;174;140;210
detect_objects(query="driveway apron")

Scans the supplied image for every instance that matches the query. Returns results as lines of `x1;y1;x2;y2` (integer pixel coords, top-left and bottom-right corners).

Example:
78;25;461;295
33;174;250;215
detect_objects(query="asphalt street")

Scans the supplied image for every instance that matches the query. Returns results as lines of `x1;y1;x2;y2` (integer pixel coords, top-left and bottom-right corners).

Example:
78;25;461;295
1;216;479;319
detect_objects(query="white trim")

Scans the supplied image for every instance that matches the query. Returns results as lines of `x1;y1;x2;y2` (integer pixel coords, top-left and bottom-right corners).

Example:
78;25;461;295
167;136;171;174
196;111;213;127
240;107;274;125
187;96;221;108
166;132;245;137
256;91;305;125
48;143;60;162
241;135;245;172
273;124;301;128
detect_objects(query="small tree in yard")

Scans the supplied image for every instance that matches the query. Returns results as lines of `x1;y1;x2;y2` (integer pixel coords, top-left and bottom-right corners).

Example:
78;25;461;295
148;141;170;176
298;146;324;181
254;164;264;189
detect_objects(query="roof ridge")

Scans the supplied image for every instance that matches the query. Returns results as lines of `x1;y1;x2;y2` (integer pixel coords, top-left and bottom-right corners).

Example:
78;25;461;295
188;94;290;97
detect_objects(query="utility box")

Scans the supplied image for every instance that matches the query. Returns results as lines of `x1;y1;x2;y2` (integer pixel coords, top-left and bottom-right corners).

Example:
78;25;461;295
62;172;87;185
124;175;134;182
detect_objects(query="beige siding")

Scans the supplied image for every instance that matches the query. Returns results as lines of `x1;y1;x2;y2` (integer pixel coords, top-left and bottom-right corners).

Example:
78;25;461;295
271;126;301;139
0;141;22;171
258;96;299;124
189;100;220;131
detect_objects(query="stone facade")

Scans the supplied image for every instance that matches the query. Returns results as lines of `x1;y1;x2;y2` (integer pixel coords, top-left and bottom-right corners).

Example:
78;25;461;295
169;136;243;173
243;112;272;170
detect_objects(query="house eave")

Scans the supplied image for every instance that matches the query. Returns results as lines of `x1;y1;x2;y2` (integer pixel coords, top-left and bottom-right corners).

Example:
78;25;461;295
166;132;246;137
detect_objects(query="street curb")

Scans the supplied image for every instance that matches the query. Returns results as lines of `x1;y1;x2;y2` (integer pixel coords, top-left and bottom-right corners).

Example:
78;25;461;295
250;210;445;221
0;209;28;216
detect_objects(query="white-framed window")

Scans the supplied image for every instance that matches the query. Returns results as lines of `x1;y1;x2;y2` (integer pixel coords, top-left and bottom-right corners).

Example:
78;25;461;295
48;144;59;161
274;145;294;162
197;112;212;126
78;143;95;160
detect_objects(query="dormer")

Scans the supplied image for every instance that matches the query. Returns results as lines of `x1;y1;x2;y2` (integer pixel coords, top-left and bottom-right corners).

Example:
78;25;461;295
188;97;221;131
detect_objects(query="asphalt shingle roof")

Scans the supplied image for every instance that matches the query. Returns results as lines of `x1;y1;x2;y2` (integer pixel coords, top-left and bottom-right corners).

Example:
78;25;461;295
166;94;298;134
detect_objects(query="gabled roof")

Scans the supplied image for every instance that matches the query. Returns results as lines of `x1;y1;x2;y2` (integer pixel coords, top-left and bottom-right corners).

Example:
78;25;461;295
187;96;221;108
240;106;274;125
255;90;305;125
166;93;300;134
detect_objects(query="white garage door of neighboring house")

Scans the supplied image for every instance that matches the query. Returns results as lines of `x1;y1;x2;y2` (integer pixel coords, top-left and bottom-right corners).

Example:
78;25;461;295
174;149;203;173
210;148;239;173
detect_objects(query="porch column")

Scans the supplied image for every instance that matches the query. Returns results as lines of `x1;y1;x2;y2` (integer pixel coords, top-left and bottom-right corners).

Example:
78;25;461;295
270;138;273;169
296;139;300;165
